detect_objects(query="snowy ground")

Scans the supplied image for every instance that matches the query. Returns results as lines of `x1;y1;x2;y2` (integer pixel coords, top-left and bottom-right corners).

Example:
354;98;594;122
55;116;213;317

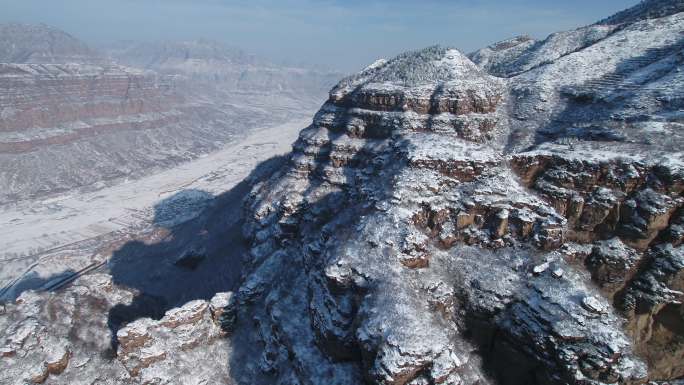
0;117;308;298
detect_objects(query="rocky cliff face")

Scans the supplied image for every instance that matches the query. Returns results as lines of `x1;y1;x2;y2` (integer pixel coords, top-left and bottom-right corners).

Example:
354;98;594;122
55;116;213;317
0;64;176;134
232;2;684;384
1;1;683;385
0;61;217;204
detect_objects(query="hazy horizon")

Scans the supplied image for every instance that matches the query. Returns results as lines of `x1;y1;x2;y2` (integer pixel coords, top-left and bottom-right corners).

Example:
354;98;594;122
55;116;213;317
0;0;640;72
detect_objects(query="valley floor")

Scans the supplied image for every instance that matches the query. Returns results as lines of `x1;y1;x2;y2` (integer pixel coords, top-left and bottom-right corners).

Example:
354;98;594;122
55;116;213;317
0;117;308;299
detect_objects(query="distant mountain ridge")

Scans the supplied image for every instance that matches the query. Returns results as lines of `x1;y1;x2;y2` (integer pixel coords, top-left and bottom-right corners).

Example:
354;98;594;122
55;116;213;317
106;39;262;71
598;0;684;25
0;23;100;63
106;38;343;95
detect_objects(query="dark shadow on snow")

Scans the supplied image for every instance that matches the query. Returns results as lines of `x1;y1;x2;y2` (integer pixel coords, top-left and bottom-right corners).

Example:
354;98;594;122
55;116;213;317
105;155;287;353
0;269;79;302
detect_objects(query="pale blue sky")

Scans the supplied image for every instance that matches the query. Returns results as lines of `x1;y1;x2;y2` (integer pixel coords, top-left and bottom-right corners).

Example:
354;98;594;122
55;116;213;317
0;0;639;71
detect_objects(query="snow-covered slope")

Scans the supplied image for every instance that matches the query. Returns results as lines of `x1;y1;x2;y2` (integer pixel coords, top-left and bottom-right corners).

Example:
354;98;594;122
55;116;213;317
598;0;684;25
469;0;684;78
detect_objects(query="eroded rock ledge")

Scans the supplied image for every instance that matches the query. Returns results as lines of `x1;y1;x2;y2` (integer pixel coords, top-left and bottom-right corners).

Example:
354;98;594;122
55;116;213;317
0;274;237;385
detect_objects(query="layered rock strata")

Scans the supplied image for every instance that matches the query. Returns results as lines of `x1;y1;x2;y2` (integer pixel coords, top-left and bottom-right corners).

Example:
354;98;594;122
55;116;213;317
0;63;177;135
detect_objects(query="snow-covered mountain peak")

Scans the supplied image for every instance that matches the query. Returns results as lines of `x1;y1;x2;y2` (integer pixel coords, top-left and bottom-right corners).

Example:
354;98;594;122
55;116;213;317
330;45;501;105
336;46;484;87
0;23;100;64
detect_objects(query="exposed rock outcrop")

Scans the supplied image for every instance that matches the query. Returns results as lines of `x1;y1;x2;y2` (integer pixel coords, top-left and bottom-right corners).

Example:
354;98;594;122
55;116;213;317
620;244;684;379
116;292;235;382
0;275;237;385
0;61;191;204
0;275;131;385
